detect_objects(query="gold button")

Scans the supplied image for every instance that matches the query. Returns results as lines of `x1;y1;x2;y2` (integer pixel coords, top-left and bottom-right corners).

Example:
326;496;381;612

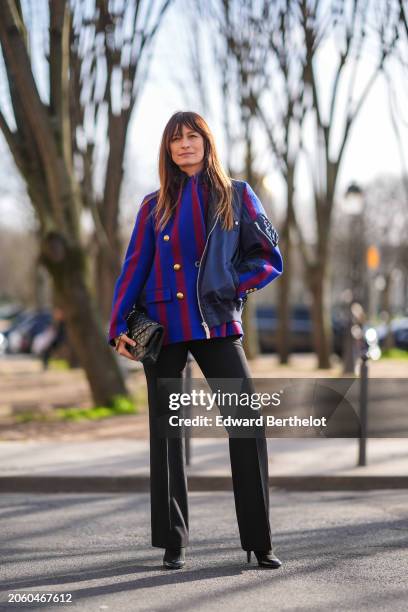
163;234;170;241
173;263;181;270
176;292;184;299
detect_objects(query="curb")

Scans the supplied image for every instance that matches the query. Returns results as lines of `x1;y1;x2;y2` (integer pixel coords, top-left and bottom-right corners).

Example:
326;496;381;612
1;475;408;493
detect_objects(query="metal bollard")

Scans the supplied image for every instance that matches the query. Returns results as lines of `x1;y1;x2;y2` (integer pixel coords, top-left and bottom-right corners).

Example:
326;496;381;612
358;350;369;466
182;351;194;466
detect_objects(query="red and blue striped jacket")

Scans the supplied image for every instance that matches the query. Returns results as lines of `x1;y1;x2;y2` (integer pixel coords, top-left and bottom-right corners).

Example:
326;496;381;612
108;171;283;347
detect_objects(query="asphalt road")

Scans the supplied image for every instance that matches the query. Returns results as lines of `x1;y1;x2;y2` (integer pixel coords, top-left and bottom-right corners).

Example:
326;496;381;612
1;490;407;611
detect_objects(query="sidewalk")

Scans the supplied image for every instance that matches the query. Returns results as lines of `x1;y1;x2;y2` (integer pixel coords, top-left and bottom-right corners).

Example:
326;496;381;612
1;354;407;492
1;438;407;492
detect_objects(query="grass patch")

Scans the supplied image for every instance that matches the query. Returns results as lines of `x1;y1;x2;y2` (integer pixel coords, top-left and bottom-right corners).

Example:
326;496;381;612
56;395;137;421
14;394;139;423
49;358;71;370
381;348;408;360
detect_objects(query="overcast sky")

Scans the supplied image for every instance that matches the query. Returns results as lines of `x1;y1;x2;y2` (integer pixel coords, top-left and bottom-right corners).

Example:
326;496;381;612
0;0;407;232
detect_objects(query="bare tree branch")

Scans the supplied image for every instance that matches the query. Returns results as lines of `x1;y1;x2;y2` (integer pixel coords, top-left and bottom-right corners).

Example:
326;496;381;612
0;0;74;232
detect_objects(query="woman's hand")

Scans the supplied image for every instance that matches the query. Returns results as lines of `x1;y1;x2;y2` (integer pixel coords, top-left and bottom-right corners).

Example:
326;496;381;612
114;333;139;361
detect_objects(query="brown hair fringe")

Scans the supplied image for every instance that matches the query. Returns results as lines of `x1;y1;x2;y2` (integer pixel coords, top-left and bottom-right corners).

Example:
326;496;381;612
144;111;234;232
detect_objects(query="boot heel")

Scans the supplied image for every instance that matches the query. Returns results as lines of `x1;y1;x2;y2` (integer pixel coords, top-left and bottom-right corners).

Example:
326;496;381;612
246;550;251;563
253;550;282;569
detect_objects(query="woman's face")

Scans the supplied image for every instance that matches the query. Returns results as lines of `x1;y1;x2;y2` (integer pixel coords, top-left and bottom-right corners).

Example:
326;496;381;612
169;123;205;176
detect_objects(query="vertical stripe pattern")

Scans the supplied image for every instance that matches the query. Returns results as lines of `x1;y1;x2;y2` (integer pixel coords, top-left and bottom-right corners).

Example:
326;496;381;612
108;174;282;347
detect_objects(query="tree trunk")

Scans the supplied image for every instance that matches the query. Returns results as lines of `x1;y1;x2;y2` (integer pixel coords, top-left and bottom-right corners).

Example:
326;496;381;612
95;237;121;324
276;166;294;364
242;300;258;360
96;113;127;321
0;1;129;407
308;264;332;369
39;231;127;405
381;272;395;351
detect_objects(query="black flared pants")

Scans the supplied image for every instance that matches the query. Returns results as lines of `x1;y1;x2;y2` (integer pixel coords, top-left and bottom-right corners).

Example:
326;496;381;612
143;335;273;551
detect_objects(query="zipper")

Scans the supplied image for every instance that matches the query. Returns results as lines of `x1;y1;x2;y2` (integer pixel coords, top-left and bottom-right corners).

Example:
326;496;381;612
254;220;278;247
196;213;220;339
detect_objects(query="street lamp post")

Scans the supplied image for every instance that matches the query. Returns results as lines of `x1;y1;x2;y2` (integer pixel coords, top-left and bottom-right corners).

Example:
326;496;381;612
342;183;372;465
342;182;365;374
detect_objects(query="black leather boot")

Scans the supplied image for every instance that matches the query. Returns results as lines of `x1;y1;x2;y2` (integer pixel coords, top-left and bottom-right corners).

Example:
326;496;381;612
163;547;185;569
246;550;282;569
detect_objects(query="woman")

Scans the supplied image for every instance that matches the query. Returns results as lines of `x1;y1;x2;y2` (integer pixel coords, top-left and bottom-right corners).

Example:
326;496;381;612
108;111;283;570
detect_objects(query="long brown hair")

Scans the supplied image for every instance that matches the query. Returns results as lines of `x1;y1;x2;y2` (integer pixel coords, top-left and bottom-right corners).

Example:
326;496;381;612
146;111;234;232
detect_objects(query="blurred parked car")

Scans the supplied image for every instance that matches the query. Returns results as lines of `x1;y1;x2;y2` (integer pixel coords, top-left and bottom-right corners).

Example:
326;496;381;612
255;304;315;353
0;309;34;354
5;310;53;354
0;303;25;332
375;318;408;351
31;308;66;369
255;304;376;355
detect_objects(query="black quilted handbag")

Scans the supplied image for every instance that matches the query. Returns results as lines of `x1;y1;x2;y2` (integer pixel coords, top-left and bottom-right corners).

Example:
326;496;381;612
124;305;164;364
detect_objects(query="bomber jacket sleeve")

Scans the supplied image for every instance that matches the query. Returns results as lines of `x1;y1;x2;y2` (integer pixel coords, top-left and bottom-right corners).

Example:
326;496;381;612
234;182;283;300
107;199;155;346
